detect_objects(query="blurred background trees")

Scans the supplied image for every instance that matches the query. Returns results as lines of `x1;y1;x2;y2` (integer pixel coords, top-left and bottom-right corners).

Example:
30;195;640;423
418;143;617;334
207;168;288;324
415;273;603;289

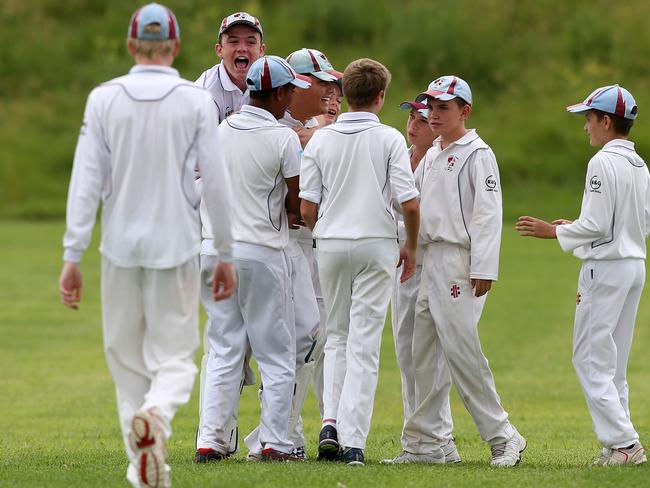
2;0;650;219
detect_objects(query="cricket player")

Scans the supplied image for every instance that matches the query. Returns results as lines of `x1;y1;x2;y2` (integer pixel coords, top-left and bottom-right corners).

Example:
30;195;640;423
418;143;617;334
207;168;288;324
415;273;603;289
300;58;420;466
194;11;265;456
384;76;526;467
196;55;311;463
58;4;235;487
516;84;648;466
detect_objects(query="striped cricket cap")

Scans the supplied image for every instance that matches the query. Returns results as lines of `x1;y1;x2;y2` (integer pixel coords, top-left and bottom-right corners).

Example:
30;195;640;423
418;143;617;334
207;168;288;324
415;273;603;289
246;56;311;92
219;12;263;39
129;3;179;40
399;100;429;119
286;48;342;82
416;75;472;105
567;85;638;120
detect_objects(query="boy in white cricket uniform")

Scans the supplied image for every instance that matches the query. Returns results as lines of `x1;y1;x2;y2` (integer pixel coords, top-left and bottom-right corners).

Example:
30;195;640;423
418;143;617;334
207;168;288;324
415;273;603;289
300;58;420;466
245;48;342;459
195;11;265;456
385;99;459;464
517;84;648;466
386;76;526;467
58;4;236;487
196;56;311;463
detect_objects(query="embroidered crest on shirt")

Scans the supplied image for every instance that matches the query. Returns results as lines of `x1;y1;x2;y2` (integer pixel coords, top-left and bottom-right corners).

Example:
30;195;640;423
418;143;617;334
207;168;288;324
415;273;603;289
446;155;458;171
589;175;602;193
450;284;461;299
224;106;234;118
485;174;498;192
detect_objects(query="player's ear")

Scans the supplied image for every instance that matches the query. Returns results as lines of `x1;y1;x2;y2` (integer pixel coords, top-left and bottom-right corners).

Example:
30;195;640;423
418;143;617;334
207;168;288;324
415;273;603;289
215;42;223;59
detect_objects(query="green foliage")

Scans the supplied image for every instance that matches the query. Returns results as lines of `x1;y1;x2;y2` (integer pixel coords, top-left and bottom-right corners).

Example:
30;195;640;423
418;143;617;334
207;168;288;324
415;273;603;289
2;0;650;218
1;222;649;485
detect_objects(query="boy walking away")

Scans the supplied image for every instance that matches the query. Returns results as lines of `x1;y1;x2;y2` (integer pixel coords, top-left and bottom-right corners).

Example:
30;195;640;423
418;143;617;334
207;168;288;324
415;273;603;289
300;58;420;466
195;11;265;456
385;76;526;467
58;4;236;487
196;56;310;463
517;84;648;466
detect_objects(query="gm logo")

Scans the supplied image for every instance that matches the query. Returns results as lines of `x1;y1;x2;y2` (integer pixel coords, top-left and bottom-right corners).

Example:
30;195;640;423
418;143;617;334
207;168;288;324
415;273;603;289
590;176;601;191
485;175;497;190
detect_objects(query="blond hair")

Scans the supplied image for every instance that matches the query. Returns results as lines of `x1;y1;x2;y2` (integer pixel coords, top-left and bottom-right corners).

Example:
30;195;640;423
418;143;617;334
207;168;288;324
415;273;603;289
129;24;176;59
342;58;391;108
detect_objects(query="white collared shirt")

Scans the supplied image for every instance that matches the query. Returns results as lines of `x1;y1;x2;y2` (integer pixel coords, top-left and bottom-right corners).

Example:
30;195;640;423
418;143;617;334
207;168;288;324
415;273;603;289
63;64;233;267
195;62;249;122
557;139;650;260
215;105;301;249
300;111;418;240
415;129;501;280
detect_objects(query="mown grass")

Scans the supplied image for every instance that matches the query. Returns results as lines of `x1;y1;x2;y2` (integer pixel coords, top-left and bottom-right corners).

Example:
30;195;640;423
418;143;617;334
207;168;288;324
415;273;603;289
0;221;648;486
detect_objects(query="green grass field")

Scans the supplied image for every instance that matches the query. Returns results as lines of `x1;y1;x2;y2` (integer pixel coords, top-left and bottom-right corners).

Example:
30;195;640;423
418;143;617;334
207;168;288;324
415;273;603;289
0;221;648;487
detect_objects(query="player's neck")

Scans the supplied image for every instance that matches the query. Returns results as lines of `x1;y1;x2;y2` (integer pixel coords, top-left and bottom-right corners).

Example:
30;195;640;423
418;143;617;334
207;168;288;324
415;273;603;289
411;145;429;170
440;126;468;150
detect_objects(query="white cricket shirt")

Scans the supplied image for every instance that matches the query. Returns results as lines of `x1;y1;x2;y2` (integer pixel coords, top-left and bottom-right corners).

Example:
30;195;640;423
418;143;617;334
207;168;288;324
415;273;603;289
415;129;502;280
195;62;249;122
63;65;233;268
299;111;418;240
216;105;301;249
556;139;650;260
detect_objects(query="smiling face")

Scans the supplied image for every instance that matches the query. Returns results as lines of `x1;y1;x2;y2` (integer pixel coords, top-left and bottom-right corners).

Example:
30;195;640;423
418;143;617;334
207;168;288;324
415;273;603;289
289;75;333;120
322;83;343;124
406;109;434;149
216;25;265;90
426;97;471;142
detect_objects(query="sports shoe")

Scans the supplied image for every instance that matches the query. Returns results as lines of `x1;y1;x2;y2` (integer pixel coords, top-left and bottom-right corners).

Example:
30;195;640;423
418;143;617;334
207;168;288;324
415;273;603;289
246;450;262;462
602;443;647;466
261;447;303;462
593;447;610;466
442;438;462;464
380;449;444;464
195;447;229;463
490;430;527;467
340;447;364;466
318;425;339;461
129;409;169;488
292;446;306;460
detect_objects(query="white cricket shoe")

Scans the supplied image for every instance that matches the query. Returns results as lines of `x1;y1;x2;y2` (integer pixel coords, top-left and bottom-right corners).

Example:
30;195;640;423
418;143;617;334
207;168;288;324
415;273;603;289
490;430;527;467
602;443;647;466
129;409;170;488
593;447;610;466
380;449;445;464
442;438;461;464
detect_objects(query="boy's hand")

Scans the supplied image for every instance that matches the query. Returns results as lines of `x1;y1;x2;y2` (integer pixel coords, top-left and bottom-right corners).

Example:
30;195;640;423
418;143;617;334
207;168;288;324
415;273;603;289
293;127;317;148
213;261;237;301
287;213;305;230
59;262;83;309
398;245;416;283
515;216;558;239
471;278;492;297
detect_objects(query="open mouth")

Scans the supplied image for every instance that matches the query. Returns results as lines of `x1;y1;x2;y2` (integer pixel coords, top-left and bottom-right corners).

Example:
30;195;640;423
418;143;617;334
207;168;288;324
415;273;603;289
327;109;337;116
234;57;249;70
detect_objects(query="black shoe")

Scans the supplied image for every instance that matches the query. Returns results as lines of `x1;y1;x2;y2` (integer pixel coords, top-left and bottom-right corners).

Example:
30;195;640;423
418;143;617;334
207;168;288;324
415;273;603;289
195;448;229;463
339;447;364;466
317;425;339;461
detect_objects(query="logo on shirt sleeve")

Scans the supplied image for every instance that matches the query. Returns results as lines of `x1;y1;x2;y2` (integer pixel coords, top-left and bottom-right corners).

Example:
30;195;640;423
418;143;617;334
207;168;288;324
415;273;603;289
485;175;498;192
589;175;602;193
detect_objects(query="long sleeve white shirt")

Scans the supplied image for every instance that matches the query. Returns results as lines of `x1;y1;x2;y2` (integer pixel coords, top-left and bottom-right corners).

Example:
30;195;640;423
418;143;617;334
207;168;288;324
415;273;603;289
299;111;418;240
415;129;502;280
556;139;650;260
63;65;233;267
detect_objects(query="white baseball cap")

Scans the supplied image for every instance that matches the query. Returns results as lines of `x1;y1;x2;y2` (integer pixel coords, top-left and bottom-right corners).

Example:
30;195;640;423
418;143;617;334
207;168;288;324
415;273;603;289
399;100;428;119
219;12;263;39
567;84;638;120
416;75;473;105
128;3;179;41
246;56;311;92
286;48;342;82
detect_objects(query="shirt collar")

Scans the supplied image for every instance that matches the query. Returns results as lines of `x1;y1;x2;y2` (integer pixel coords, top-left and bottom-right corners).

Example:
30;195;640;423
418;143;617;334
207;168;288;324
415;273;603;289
240;105;278;123
337;111;380;123
129;65;179;77
218;63;246;95
603;139;635;151
433;128;479;150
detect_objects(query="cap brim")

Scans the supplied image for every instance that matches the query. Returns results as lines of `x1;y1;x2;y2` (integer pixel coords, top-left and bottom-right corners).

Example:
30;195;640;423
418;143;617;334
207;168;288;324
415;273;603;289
290;74;311;89
415;90;458;103
566;103;590;114
310;71;338;82
221;20;263;36
326;69;343;81
399;101;428;111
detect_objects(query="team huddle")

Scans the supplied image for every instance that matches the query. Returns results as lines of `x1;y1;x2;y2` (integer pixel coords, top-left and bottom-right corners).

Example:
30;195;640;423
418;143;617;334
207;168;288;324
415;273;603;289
57;3;649;487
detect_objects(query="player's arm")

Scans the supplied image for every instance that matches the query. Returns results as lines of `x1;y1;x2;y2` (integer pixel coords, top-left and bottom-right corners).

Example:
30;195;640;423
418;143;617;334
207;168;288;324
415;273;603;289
282;133;304;229
399;198;420;283
467;150;502;296
60;89;110;309
298;134;323;231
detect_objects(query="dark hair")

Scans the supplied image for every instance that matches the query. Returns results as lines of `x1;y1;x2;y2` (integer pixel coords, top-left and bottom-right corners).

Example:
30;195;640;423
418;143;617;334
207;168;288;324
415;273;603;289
248;87;278;101
454;98;469;109
593;109;634;136
342;58;391;108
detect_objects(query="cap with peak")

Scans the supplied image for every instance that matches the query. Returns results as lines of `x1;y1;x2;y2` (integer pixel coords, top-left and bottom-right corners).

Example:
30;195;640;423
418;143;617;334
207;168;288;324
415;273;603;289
567;85;638;120
416;75;472;105
246;56;311;92
219;12;263;39
129;3;179;41
286;48;342;82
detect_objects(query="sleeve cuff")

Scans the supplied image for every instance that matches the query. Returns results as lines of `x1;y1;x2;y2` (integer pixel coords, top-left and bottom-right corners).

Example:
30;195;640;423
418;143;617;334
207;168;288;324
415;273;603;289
217;251;233;263
469;272;498;281
555;226;574;253
63;248;83;263
396;189;420;204
299;191;321;203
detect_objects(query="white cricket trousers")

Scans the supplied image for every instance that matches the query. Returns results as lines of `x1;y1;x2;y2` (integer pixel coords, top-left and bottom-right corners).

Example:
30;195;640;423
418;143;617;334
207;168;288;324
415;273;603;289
101;257;199;464
402;243;514;453
198;242;296;454
391;264;454;434
318;238;399;449
573;259;643;449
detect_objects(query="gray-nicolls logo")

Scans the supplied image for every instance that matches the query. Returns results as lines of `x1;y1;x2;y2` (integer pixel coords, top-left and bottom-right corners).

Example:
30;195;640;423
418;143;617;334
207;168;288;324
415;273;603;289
589;175;602;193
485;175;498;191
